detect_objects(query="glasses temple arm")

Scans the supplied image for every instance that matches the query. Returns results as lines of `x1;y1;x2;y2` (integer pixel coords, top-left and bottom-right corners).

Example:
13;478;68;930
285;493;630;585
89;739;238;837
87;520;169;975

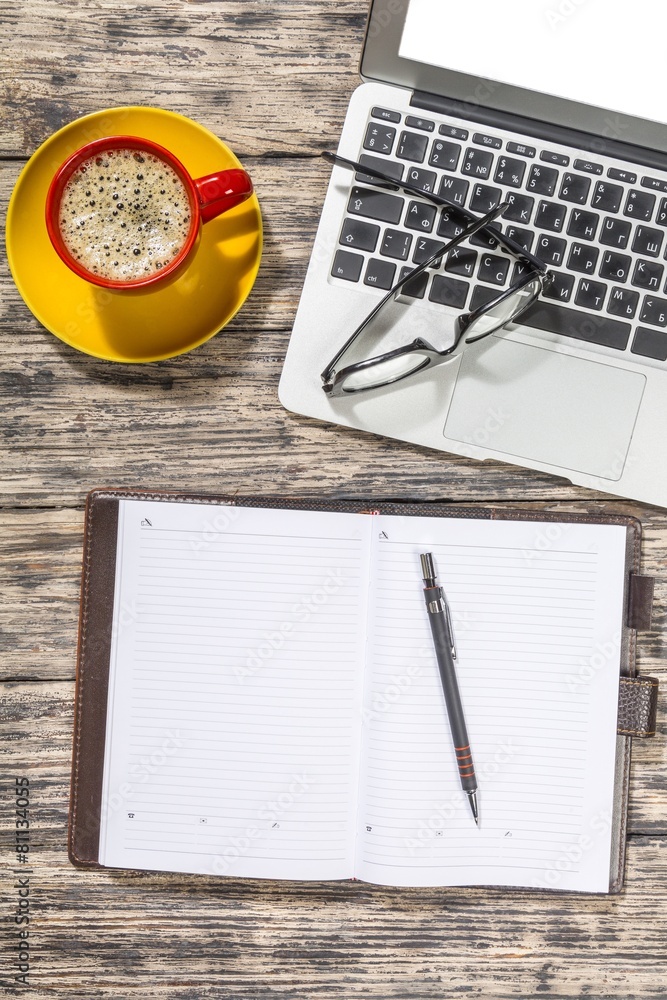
322;151;547;274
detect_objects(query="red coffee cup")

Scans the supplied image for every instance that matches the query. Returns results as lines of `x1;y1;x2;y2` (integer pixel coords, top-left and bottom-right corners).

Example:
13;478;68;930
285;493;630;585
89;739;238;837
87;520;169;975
45;135;253;289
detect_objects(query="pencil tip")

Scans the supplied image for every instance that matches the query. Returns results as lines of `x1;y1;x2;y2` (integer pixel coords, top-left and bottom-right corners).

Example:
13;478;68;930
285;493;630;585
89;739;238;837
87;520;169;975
468;791;479;827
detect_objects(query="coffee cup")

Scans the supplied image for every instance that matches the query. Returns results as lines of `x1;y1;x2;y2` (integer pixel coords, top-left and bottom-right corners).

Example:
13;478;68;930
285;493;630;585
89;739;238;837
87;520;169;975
45;135;253;289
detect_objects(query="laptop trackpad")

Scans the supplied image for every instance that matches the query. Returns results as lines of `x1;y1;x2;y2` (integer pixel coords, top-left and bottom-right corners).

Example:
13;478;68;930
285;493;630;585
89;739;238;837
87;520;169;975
444;339;645;481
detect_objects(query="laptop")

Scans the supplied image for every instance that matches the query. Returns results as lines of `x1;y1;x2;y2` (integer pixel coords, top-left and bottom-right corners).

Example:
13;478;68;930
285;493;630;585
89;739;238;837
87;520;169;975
279;0;667;507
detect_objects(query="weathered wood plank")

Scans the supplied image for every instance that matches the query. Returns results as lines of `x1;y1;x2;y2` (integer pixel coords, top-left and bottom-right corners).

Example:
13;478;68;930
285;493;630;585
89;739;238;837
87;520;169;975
0;0;365;158
1;833;666;998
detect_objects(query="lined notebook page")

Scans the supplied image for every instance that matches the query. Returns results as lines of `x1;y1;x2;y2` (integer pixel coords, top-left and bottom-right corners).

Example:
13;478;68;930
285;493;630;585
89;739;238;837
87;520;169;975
356;514;627;892
99;499;371;879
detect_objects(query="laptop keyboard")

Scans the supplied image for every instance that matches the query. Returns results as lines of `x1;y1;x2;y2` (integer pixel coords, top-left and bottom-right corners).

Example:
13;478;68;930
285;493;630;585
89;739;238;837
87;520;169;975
330;105;667;363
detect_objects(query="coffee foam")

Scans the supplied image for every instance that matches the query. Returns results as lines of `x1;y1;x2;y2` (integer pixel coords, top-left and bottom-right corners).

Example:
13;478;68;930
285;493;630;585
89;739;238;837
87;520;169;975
58;148;192;282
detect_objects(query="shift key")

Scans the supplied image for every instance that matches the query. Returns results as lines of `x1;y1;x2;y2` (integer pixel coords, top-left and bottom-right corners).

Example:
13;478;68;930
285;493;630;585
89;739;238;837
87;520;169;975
348;186;404;224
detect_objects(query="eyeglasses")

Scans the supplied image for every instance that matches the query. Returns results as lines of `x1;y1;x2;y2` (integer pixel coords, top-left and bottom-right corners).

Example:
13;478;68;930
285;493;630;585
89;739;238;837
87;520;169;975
320;152;553;398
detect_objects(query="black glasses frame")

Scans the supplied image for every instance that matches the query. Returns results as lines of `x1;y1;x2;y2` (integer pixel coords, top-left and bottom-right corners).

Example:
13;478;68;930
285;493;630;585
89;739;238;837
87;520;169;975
320;153;552;397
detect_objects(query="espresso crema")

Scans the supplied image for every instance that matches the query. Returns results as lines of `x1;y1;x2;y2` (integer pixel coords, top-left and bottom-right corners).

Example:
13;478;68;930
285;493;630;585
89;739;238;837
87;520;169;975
58;148;192;282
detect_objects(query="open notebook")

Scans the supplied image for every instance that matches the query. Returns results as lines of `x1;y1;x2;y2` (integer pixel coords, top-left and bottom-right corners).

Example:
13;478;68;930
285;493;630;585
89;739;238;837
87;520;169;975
69;492;654;893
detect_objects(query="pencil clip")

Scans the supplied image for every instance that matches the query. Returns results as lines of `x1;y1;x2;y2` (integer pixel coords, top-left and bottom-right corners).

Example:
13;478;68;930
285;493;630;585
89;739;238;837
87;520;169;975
445;601;457;659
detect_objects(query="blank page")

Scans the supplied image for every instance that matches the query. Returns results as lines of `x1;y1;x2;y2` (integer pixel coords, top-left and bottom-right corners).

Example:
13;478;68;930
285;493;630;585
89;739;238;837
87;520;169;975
356;514;627;892
99;499;371;879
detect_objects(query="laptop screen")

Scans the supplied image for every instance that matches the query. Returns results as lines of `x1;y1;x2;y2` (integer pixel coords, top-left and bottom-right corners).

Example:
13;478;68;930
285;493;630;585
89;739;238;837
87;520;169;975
361;0;667;154
399;0;666;127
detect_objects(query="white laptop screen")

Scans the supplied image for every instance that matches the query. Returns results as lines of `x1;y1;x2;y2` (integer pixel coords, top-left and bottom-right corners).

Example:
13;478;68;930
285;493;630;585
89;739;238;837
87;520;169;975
399;0;666;128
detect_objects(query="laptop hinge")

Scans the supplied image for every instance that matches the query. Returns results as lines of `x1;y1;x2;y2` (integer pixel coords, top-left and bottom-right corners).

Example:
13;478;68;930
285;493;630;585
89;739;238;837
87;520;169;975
411;90;667;173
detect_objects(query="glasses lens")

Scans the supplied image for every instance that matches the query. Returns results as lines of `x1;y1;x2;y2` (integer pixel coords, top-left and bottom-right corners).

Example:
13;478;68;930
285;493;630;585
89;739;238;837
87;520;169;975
465;276;541;341
341;352;430;391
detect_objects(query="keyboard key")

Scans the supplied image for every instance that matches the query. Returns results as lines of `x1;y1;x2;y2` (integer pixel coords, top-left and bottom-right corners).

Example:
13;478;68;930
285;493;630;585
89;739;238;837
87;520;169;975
600;217;632;248
568;243;600;275
348;187;404;224
438;175;469;207
493;156;526;188
371;107;401;124
543;271;575;303
398;265;429;298
608;167;637;184
540;151;569;166
429;274;469;309
470;183;502;213
559;173;591;204
527;165;559;196
511;261;535;283
405;166;437;192
608;286;640;319
536;200;567;232
469;285;503;312
405;200;437;232
437;209;467;239
356;155;404;187
632;327;667;360
470;223;502;249
439;124;468;140
641;176;667;194
405;115;434;132
536;233;567;266
429;139;461;171
632;226;664;258
504;225;535;253
599;251;632;282
657;198;667;227
567;209;600;241
640;295;667;327
331;249;363;282
632;259;664;290
478;253;510;285
624;189;656;221
445;247;477;277
573;158;603;175
574;278;605;310
364;258;396;289
502;193;535;224
592;181;623;214
363;122;396;155
519;299;631;349
339;218;380;252
506;141;535;158
397;130;429;162
413;237;446;266
461;148;494;180
380;229;412;260
473;132;502;149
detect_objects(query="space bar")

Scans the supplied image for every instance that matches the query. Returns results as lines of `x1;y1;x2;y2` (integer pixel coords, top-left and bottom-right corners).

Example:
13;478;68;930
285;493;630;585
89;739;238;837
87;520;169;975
518;299;632;351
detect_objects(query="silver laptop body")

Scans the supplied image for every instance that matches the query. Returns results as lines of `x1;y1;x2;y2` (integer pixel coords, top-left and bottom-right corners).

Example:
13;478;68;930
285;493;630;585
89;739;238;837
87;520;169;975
280;0;667;507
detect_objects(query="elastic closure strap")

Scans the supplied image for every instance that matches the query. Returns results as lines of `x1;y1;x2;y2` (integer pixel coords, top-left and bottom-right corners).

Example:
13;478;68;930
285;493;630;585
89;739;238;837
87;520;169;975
617;676;659;737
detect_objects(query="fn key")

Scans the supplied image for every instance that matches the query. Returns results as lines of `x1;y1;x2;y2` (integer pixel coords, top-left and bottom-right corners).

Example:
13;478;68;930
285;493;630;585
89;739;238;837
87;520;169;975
331;249;363;282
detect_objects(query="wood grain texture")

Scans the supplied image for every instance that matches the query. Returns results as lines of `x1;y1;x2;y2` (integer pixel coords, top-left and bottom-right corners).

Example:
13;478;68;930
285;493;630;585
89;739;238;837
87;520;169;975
1;1;666;997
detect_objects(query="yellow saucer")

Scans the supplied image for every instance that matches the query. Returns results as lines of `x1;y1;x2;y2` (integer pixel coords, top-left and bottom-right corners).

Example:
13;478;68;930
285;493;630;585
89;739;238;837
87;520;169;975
6;107;262;362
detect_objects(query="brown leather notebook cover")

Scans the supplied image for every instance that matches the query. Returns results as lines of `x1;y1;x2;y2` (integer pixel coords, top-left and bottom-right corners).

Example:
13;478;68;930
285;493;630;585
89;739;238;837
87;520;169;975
68;489;657;892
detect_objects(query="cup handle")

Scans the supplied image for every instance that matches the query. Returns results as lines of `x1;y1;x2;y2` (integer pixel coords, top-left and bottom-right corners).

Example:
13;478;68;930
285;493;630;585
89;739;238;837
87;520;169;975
194;169;253;224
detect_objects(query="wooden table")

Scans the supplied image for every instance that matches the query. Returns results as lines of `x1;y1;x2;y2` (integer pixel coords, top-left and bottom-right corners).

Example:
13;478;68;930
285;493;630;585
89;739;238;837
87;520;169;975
2;3;665;997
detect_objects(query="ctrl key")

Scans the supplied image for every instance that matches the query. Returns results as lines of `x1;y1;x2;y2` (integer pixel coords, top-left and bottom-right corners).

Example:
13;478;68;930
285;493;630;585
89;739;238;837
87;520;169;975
331;249;364;282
